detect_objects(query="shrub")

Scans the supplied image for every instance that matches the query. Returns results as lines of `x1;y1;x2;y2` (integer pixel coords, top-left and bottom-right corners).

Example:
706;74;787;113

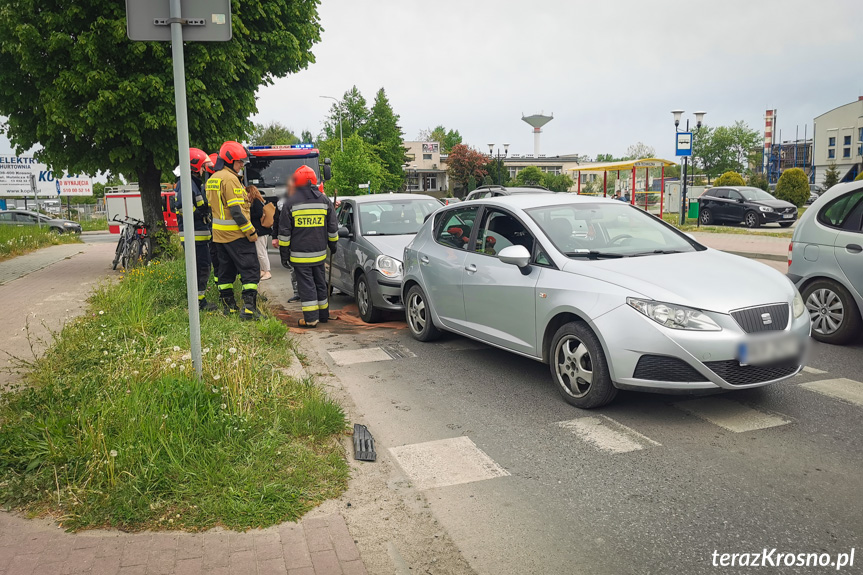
775;168;810;207
714;171;745;186
855;172;863;182
747;173;769;191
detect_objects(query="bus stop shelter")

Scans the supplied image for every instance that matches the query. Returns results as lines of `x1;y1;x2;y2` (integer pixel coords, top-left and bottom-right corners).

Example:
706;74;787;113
569;158;677;217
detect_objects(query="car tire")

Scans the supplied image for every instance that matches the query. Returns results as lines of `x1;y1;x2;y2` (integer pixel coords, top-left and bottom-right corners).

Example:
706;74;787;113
405;284;441;342
744;211;761;228
802;279;862;345
549;321;617;409
779;222;794;228
49;227;62;234
700;208;713;225
355;273;382;323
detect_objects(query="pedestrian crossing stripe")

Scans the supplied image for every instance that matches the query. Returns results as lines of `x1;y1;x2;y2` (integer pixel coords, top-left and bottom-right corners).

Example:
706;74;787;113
557;415;661;454
674;398;791;432
799;378;863;407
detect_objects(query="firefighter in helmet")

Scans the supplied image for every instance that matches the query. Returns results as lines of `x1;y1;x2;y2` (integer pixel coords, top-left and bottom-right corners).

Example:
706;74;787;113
204;152;221;282
175;148;216;311
278;165;338;327
205;141;261;320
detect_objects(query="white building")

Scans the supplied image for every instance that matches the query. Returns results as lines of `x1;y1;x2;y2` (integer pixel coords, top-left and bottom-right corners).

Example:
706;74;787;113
404;141;448;193
813;97;863;183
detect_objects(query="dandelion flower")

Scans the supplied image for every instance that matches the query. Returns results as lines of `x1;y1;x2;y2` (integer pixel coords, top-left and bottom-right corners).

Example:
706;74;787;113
162;414;168;420
103;351;108;356
213;374;221;381
212;387;219;393
203;347;210;354
109;450;118;457
98;310;105;315
220;404;227;410
179;365;186;371
164;357;172;363
181;353;191;361
216;354;223;361
170;363;177;369
132;370;139;375
173;346;180;352
228;347;237;355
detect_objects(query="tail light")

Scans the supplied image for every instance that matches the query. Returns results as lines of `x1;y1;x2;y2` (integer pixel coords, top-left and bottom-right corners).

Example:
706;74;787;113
788;242;793;267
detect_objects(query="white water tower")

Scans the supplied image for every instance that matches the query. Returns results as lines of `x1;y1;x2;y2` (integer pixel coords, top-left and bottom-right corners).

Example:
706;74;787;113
522;113;553;156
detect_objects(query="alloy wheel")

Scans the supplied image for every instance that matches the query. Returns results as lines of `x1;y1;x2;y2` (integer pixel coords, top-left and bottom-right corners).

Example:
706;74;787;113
553;335;593;398
357;278;369;316
746;212;758;227
806;288;844;335
407;292;426;335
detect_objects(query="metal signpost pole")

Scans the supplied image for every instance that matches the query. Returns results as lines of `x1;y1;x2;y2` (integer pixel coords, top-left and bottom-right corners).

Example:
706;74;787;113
169;0;203;378
30;174;41;228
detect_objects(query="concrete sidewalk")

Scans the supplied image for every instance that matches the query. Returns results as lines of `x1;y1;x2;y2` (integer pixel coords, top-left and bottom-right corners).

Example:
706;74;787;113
689;231;790;261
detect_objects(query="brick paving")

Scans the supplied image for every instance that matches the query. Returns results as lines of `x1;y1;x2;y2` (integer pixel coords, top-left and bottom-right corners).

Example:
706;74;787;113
0;243;87;286
0;512;366;575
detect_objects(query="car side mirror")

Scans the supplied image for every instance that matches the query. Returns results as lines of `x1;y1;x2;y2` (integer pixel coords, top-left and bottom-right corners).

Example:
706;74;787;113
736;197;745;203
337;225;352;238
322;158;332;182
498;245;531;271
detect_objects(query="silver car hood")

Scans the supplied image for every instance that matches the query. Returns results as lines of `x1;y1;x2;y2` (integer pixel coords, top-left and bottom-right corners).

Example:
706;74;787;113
363;234;415;260
561;249;794;313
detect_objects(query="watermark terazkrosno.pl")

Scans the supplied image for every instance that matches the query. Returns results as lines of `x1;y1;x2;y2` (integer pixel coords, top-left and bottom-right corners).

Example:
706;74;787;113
711;549;855;570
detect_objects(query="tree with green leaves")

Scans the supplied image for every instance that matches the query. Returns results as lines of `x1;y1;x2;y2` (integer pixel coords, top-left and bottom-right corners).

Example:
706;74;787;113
424;125;462;154
249;122;298;146
515;166;545;187
446;144;488;193
714;171;745;186
486;158;511;186
319;134;382;196
323;86;370;141
300;130;315;145
747;173;769;191
625;142;655;160
0;0;322;238
366;88;406;192
822;162;841;190
775;167;810;207
543;172;574;193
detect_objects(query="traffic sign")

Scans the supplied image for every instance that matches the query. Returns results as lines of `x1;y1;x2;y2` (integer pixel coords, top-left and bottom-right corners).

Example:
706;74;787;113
125;0;232;42
676;132;693;157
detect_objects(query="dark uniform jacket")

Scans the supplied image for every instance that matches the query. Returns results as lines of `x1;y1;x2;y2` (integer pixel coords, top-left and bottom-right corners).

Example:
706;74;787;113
277;184;338;266
175;175;212;242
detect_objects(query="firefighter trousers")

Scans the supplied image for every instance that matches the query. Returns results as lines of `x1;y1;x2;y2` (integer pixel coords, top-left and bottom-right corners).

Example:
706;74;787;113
215;239;260;298
295;264;329;323
182;240;212;296
209;241;221;282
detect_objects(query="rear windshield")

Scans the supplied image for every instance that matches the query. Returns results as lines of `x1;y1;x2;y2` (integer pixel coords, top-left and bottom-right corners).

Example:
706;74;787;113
246;156;320;195
359;199;441;236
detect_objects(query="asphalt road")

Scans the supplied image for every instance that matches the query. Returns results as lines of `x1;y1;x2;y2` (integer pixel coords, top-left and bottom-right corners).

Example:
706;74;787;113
304;294;863;575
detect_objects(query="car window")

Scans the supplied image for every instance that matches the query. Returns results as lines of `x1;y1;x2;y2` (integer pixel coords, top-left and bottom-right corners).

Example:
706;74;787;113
359;199;440;236
435;205;479;250
726;190;742;200
711;189;727;199
0;212;13;222
818;190;863;230
338;202;354;230
527;202;699;257
14;213;37;223
475;209;535;257
738;187;775;201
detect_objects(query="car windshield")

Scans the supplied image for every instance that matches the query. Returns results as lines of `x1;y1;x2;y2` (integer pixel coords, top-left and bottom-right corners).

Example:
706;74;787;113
246;156;320;194
526;202;701;257
359;199;441;236
738;188;775;201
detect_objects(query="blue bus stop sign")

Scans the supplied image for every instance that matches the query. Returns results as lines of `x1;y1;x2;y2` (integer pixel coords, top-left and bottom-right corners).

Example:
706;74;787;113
676;132;693;157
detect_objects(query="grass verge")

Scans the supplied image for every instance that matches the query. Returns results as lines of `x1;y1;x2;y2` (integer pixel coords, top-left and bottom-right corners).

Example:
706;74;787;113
79;219;109;232
0;226;82;261
660;214;793;237
0;258;349;531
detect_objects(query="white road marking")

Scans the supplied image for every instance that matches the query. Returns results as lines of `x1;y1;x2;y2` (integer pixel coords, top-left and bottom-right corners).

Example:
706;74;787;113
389;436;510;490
674;398;791;432
328;347;394;366
557;415;661;454
800;378;863;407
803;366;828;375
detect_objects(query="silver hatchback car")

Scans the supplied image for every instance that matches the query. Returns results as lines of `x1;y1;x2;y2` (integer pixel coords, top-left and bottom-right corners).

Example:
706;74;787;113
788;181;863;344
403;195;811;408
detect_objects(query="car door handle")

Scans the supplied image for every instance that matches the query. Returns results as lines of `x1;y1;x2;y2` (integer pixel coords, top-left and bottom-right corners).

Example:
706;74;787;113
846;244;863;254
420;255;430;264
465;263;477;272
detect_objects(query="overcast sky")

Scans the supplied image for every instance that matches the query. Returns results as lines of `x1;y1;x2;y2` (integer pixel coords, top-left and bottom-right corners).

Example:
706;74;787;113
253;0;862;159
3;0;861;162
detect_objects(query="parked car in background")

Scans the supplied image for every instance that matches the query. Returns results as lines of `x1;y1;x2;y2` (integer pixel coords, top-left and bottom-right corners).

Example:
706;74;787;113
788;181;863;344
805;185;823;205
699;186;798;228
403;195;810;408
330;194;442;322
439;197;462;206
464;185;553;202
0;209;82;234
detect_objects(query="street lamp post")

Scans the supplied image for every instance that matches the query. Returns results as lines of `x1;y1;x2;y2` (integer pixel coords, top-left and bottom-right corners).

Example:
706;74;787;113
672;109;705;226
487;143;510;186
320;95;343;153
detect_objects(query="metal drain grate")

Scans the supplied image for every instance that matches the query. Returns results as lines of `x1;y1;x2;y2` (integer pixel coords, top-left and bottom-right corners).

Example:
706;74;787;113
353;424;376;462
380;344;416;360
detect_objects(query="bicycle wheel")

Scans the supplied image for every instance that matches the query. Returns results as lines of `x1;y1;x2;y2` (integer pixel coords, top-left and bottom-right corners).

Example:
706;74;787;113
139;236;152;265
112;237;124;270
127;237;143;269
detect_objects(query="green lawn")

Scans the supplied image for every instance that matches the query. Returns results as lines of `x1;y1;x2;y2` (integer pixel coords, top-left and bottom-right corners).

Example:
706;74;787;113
0;225;82;261
0;258;349;531
660;214;793;238
79;218;109;232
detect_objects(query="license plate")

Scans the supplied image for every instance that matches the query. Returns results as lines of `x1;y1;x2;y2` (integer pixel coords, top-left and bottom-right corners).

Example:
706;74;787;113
783;213;794;219
737;335;801;366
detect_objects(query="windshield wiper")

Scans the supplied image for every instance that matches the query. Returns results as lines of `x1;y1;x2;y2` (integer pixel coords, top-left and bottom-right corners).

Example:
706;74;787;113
564;250;626;259
630;249;685;256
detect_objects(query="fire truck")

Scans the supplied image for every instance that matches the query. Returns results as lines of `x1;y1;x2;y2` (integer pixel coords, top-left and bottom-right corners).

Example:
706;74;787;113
104;183;178;234
244;144;331;200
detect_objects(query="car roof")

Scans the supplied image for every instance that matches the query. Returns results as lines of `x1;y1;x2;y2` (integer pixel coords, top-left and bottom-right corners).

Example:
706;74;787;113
346;193;440;204
503;187;553;194
815;181;863;203
470;193;619;210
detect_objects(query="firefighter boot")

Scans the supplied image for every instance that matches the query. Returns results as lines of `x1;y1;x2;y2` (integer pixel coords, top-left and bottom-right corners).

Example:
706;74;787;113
198;295;217;312
239;291;261;322
220;290;239;316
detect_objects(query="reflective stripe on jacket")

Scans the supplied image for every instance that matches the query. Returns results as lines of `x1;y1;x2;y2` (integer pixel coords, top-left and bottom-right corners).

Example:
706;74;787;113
205;167;251;243
277;185;338;266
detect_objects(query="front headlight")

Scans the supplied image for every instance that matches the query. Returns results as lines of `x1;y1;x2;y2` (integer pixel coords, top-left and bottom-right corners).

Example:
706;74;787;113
63;222;75;226
375;255;403;279
759;206;774;212
627;297;721;331
792;289;805;318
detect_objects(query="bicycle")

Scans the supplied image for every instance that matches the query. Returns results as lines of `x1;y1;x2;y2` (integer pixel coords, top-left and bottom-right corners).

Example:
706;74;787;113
111;216;152;270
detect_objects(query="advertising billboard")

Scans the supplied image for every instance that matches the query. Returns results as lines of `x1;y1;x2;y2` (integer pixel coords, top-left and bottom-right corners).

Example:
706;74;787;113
0;156;93;197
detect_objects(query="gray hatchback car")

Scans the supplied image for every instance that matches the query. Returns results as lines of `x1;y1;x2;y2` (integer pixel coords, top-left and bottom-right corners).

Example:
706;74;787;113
788;181;863;344
330;194;442;322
